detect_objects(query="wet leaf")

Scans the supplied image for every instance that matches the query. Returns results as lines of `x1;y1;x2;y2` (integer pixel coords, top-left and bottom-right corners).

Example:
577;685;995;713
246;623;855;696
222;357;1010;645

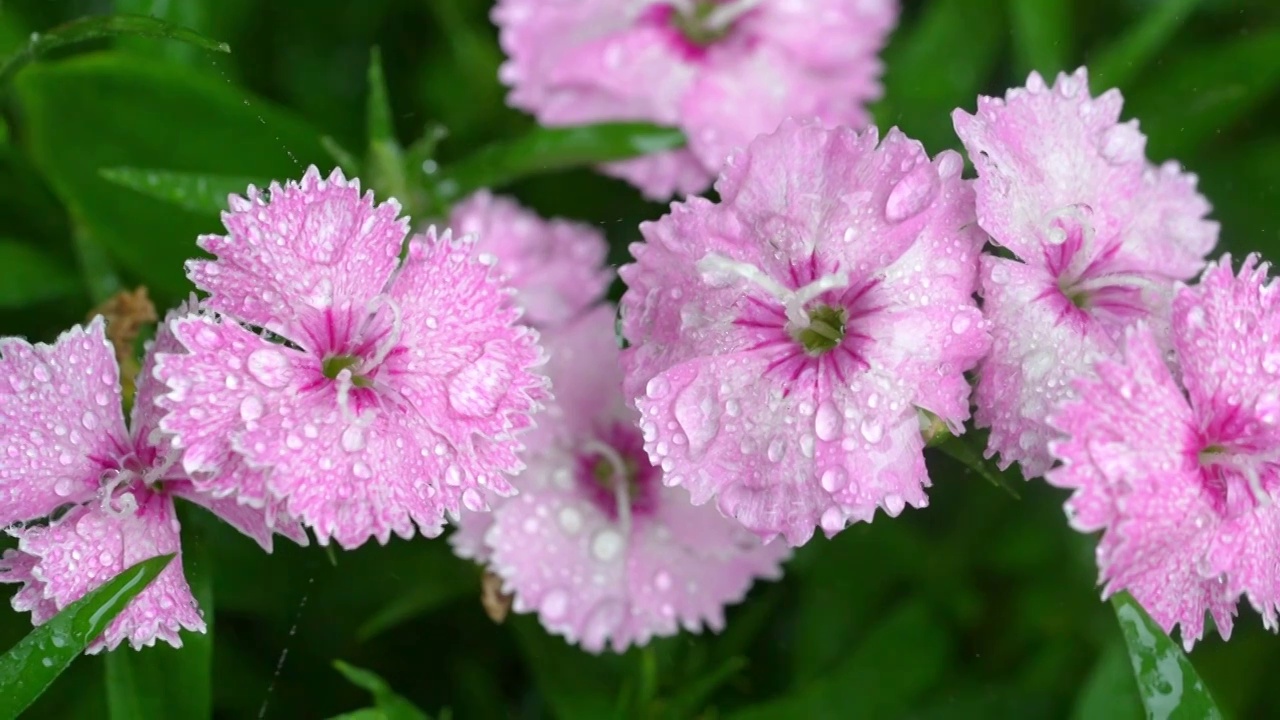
98;167;264;216
1072;640;1144;720
0;13;229;87
330;660;431;720
430;122;685;209
1111;592;1223;720
0;554;175;719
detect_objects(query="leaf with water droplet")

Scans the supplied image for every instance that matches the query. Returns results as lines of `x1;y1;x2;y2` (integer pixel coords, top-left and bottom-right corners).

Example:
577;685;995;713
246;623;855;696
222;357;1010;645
428;122;685;212
1111;591;1223;720
330;660;432;720
0;13;229;89
98;167;267;216
0;554;174;719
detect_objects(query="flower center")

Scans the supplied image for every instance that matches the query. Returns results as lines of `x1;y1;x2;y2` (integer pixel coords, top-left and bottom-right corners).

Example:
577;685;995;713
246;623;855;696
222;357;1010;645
322;354;373;388
667;0;761;45
590;453;643;500
575;425;658;521
792;304;847;354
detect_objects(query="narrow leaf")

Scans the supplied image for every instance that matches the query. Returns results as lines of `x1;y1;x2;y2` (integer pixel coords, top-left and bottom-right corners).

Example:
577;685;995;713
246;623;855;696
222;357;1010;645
0;554;175;719
1110;592;1223;720
105;508;214;720
1090;0;1208;91
331;661;430;720
99;167;264;215
0;240;79;307
431;122;686;208
1007;0;1071;76
0;13;229;87
1071;640;1144;720
365;47;395;152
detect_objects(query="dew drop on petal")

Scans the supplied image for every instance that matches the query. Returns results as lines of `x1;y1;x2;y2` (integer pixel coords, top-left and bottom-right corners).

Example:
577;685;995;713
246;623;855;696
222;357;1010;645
859;418;884;444
81;411;98;431
447;357;512;418
645;376;671;399
540;589;569;620
591;529;624;562
950;312;972;334
239;396;265;422
341;425;366;452
558;506;583;534
820;466;849;493
884;164;939;223
814;401;843;442
352;461;373;479
654;570;672;591
462;488;487;512
247;349;291;388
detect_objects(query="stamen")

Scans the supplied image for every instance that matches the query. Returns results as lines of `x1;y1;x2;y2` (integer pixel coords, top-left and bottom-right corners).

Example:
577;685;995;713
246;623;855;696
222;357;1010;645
697;252;849;329
704;0;765;31
363;295;405;369
583;439;633;537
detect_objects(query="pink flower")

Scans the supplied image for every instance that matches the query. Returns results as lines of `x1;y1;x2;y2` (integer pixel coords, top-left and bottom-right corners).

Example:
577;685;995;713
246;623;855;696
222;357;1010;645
447;191;612;328
0;317;299;652
953;68;1218;478
1047;255;1280;650
452;306;787;652
617;119;990;546
494;0;897;199
155;167;549;549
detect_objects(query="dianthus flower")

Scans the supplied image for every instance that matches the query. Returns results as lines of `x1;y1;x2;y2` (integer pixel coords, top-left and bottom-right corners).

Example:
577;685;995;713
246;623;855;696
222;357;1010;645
0;316;301;651
618;119;990;545
452;306;788;652
494;0;897;199
953;68;1218;478
447;191;612;328
154;167;548;549
1047;255;1280;650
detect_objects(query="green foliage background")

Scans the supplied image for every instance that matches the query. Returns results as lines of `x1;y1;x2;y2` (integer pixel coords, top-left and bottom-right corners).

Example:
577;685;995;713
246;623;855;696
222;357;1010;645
0;0;1279;717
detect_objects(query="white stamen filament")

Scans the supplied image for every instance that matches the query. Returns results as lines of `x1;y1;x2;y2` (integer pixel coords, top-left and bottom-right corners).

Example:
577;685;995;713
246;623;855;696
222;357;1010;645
582;439;633;538
705;0;765;30
362;295;405;370
697;252;849;330
99;469;139;518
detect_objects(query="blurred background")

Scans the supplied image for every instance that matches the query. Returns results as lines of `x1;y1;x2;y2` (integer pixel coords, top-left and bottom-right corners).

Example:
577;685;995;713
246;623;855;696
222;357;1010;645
0;0;1279;717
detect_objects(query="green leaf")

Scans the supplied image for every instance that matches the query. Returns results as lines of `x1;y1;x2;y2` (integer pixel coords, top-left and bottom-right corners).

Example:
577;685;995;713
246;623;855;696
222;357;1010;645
0;239;79;307
1072;640;1144;720
363;47;411;211
0;554;175;719
1123;28;1280;160
354;549;473;641
15;52;327;301
330;661;430;720
512;617;620;720
1110;592;1223;720
0;13;229;88
730;601;951;719
113;0;216;66
873;0;1006;151
1007;0;1072;76
431;122;686;209
1089;0;1209;91
99;167;265;215
104;508;214;720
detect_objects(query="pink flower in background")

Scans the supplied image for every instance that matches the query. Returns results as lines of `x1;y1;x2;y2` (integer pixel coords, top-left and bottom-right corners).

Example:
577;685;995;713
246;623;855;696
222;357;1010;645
617;120;989;546
448;191;612;328
452;306;788;652
0;317;299;652
156;167;548;549
494;0;897;199
953;67;1218;478
1048;255;1280;650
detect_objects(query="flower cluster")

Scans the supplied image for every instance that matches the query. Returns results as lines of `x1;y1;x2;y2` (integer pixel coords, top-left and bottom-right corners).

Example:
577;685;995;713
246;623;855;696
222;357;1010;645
1;17;1275;657
493;0;898;198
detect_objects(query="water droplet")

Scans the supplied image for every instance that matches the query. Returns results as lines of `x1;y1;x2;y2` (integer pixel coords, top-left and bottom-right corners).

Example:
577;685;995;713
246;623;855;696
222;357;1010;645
81;411;98;431
820;467;849;493
445;465;463;486
766;437;786;462
820;507;845;536
884;164;939;222
285;434;303;450
654;571;672;590
950;312;972;334
884;494;905;516
247;349;291;388
462;488;487;512
306;278;334;308
53;477;79;497
558;507;583;534
239;396;265;422
646;376;671;399
814;401;843;441
540;589;569;620
352;461;373;479
859;419;884;444
673;384;721;459
56;452;73;466
447;357;512;418
341;425;366;452
33;365;51;383
1099;123;1144;165
591;529;624;562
